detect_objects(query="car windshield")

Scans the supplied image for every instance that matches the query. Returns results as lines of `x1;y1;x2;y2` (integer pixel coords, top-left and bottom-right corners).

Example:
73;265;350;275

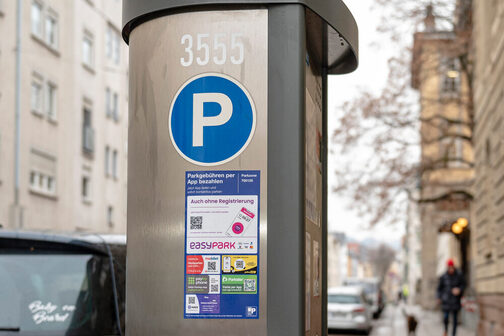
0;253;117;336
328;294;361;304
344;281;377;295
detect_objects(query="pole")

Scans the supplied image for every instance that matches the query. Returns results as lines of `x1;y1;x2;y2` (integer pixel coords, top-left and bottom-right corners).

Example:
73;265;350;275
14;0;22;227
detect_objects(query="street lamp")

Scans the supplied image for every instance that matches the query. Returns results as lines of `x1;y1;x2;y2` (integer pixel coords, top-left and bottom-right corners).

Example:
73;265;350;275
451;222;463;234
457;217;468;228
451;217;469;235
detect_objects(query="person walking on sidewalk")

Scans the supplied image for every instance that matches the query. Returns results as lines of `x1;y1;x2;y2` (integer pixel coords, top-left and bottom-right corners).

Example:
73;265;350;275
437;259;465;336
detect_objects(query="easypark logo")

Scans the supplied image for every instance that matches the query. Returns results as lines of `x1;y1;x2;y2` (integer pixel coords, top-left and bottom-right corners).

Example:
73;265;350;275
189;241;236;250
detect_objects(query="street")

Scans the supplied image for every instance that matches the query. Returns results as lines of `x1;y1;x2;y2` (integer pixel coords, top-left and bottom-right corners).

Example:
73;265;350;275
0;0;502;334
330;304;475;336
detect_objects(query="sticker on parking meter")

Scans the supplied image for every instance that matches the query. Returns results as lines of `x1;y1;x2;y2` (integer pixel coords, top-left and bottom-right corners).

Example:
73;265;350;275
184;171;260;319
169;74;256;166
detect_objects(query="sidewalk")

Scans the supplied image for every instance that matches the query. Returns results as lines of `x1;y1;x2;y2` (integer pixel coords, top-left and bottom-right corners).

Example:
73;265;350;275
394;303;475;336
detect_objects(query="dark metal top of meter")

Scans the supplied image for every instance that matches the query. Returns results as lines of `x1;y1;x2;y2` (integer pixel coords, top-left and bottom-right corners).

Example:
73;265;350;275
122;0;358;74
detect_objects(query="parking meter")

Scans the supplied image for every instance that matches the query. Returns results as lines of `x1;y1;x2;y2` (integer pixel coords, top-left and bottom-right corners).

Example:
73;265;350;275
122;1;358;335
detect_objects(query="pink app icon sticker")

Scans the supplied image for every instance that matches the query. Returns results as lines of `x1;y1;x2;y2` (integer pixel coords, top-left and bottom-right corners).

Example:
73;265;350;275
226;208;255;236
232;222;244;234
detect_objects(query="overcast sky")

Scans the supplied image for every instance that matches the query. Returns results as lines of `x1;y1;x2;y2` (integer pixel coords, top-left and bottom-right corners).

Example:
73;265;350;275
327;0;406;246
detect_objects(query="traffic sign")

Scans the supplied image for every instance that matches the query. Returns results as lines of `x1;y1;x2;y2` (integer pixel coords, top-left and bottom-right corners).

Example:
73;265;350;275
169;73;256;166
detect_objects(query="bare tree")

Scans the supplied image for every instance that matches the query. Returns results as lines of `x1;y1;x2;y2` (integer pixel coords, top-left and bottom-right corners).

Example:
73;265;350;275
368;244;397;281
331;0;473;227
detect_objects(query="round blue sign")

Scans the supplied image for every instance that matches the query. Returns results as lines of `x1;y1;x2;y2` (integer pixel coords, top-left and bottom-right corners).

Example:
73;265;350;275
169;73;256;166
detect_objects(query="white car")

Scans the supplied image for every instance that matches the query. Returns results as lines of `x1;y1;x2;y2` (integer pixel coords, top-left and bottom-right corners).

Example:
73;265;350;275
327;286;373;334
343;277;383;318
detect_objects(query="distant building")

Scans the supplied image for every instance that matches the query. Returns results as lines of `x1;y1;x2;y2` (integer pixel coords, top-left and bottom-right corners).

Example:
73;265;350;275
411;4;474;311
327;232;348;288
0;0;128;232
383;259;401;303
472;0;504;333
347;242;362;278
345;241;374;279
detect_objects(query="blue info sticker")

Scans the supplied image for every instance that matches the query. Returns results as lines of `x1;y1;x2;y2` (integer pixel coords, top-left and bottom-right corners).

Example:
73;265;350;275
184;170;260;319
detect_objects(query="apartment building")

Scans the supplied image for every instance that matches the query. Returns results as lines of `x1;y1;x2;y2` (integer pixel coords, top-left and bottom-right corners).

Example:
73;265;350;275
411;4;474;311
472;0;504;334
0;0;128;233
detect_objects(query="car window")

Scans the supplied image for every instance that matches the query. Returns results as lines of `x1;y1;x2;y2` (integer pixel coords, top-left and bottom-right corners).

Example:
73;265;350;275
0;253;118;335
328;294;361;304
343;281;378;295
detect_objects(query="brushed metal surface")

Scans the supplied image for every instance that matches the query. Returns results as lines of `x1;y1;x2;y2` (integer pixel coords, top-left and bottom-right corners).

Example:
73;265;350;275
121;0;359;75
127;9;268;335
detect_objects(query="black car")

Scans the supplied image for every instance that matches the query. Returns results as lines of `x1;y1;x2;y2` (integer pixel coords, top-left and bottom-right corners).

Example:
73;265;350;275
0;231;126;336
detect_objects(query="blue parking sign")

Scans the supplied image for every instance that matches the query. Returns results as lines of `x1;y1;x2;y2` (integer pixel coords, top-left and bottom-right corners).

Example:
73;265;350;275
169;73;256;166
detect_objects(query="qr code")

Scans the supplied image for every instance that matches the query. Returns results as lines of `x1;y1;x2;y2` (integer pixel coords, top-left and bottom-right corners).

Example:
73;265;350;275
235;260;244;269
207;261;216;271
244;279;256;292
210;284;219;292
188;296;196;304
190;216;203;230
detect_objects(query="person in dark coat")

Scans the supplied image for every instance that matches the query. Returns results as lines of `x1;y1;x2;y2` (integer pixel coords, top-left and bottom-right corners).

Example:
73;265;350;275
437;259;465;336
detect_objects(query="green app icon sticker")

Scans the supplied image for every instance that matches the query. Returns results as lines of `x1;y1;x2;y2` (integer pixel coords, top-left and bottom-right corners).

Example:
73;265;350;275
221;275;257;294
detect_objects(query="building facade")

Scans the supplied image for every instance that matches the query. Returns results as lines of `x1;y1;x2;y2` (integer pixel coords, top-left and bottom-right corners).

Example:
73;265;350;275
472;0;504;334
0;0;128;233
327;232;348;288
411;5;474;311
403;190;423;305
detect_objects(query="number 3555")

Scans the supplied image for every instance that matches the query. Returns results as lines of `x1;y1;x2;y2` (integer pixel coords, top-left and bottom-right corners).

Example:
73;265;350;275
180;33;244;67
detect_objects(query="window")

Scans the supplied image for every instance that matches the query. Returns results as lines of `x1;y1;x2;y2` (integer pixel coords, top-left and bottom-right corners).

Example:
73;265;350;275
105;87;111;117
31;1;43;37
29;149;56;197
440;136;464;168
106;88;119;121
0;254;119;335
106;25;120;64
82;31;94;68
105;146;110;176
31;74;58;121
112;150;118;179
441;58;460;96
46;82;57;120
82;106;94;153
31;79;43;115
112;92;118;121
107;206;114;228
45;13;58;48
30;2;59;50
105;27;111;59
82;175;91;202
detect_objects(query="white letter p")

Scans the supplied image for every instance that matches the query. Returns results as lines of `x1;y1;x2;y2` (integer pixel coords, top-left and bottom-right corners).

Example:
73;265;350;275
193;93;233;147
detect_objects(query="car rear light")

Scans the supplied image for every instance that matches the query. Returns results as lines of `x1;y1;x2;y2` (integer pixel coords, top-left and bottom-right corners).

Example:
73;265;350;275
353;307;366;313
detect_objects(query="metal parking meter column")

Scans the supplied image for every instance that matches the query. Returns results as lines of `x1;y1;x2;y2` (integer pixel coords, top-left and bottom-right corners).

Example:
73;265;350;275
123;2;358;335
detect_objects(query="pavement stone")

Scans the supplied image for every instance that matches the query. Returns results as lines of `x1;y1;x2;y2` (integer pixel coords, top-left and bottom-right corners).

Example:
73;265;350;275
385;303;475;336
330;303;476;336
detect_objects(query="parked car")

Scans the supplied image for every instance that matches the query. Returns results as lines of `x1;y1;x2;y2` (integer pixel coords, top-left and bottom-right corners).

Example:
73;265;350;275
0;231;126;336
327;286;373;334
343;277;384;318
